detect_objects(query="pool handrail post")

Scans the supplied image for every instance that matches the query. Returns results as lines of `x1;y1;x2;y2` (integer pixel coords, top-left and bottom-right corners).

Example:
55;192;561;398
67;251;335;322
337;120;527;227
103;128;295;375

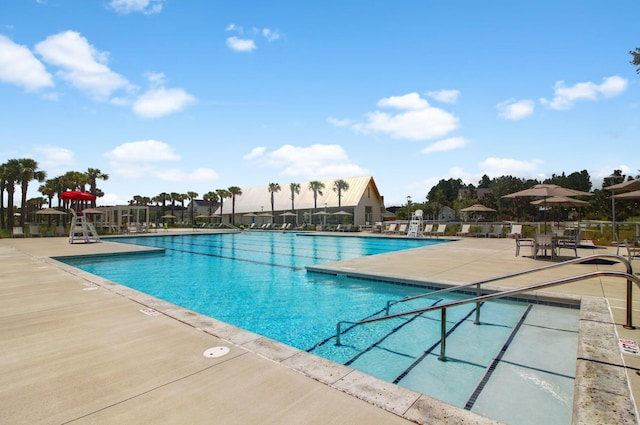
439;308;447;361
474;282;481;325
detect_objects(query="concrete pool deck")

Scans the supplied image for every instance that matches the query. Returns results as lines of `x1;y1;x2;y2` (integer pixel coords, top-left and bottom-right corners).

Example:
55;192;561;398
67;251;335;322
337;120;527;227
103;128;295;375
1;231;638;424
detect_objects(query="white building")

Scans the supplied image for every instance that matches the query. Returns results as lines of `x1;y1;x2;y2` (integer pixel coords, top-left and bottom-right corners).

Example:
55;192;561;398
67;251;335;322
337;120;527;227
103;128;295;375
199;176;387;227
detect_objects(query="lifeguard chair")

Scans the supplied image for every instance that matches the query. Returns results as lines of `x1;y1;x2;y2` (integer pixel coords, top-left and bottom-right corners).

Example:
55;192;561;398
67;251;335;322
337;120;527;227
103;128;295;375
69;209;100;244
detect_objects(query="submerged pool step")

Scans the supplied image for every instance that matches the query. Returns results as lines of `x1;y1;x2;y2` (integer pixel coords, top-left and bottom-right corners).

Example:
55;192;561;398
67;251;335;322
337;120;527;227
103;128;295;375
311;299;530;407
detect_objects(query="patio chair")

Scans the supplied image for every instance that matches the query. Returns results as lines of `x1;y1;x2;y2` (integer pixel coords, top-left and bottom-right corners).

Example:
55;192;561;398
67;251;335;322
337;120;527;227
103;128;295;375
488;224;504;238
12;227;25;238
556;229;582;257
533;233;556;260
28;224;42;237
396;224;407;234
429;224;447;238
506;224;522;238
384;223;397;234
476;224;491;237
617;239;640;261
515;235;535;257
456;223;471;237
423;224;433;234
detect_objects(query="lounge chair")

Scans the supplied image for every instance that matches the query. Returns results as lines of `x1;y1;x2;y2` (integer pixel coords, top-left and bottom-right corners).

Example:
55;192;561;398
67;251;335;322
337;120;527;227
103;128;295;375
396;224;407;234
55;225;66;237
28;224;42;237
429;224;447;238
423;224;433;234
12;227;25;238
476;224;491;237
556;229;581;257
515;235;535;257
506;224;522;238
488;224;504;238
456;223;471;237
384;223;397;234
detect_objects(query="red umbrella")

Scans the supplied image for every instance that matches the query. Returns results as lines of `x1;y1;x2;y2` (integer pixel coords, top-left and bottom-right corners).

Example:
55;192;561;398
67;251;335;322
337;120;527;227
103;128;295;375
60;191;96;201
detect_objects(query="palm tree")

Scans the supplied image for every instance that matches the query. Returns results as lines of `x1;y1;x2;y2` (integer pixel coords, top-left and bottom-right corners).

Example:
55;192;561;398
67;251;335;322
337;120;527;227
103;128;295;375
228;186;242;225
170;192;180;216
268;183;281;219
178;193;188;222
333;179;350;208
216;189;231;221
0;162;9;229
308;181;325;209
16;158;46;227
289;182;301;211
186;191;198;224
85;168;109;207
203;191;219;223
0;160;21;229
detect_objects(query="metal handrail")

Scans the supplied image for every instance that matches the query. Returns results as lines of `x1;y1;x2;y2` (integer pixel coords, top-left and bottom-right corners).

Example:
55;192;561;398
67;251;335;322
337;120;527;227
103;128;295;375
336;254;638;361
384;253;633;324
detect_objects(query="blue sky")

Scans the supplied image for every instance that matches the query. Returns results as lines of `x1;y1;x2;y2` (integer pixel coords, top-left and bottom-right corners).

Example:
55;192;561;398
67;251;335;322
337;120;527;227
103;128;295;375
1;0;638;207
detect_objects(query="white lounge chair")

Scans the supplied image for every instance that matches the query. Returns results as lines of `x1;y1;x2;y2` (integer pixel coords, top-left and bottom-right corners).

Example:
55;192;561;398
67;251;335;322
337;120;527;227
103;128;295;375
396;224;407;234
429;224;447;238
28;224;42;237
456;224;471;237
476;224;491;237
12;227;25;238
488;224;504;238
423;224;433;234
506;224;522;238
385;223;397;234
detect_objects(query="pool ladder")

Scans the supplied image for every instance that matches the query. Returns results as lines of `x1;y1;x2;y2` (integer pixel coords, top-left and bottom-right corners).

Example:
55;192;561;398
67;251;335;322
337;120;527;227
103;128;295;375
335;253;639;361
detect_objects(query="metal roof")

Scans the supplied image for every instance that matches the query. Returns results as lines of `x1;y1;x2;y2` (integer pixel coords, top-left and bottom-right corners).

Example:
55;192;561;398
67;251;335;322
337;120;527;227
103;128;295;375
214;176;383;214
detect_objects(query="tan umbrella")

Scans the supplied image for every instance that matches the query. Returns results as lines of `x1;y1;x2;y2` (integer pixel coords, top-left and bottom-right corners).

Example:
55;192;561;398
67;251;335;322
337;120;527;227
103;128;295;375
503;184;592;233
460;204;496;212
81;208;105;214
36;208;67;215
161;214;177;219
333;210;353;216
243;212;258;217
613;190;640;200
530;196;588;207
607;179;640;193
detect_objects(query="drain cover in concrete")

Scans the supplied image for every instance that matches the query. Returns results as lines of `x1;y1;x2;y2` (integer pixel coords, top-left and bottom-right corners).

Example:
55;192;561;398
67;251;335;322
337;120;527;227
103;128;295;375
203;346;230;358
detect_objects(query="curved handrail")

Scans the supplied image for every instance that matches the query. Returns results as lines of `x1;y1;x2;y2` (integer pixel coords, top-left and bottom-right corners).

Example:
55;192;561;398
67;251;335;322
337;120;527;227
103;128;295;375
385;253;633;316
336;254;639;361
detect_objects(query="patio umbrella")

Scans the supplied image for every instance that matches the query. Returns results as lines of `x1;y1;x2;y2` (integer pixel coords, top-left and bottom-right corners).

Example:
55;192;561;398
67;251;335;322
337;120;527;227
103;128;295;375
530;196;588;207
81;208;105;214
607;179;640;193
243;212;258;217
333;210;353;216
613;190;640;200
161;214;177;219
503;184;592;233
460;204;496;212
36;208;67;215
60;191;96;201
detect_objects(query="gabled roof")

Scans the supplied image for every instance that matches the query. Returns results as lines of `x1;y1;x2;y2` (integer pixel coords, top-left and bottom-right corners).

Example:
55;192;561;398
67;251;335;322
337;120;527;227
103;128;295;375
214;176;383;214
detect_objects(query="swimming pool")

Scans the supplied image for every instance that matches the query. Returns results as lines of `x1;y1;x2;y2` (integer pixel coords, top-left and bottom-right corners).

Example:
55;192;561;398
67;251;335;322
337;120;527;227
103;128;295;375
60;232;578;424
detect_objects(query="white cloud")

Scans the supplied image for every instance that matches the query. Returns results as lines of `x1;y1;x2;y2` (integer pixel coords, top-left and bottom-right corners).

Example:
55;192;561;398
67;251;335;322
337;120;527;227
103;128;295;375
0;35;53;91
33;145;75;167
377;92;429;110
327;117;353;127
34;31;130;100
427;89;460;104
245;144;368;179
350;92;459;141
262;28;280;42
226;36;257;52
243;146;266;160
497;99;535;120
132;87;195;118
421;137;469;154
478;157;543;176
108;0;165;15
540;76;628;110
105;140;181;162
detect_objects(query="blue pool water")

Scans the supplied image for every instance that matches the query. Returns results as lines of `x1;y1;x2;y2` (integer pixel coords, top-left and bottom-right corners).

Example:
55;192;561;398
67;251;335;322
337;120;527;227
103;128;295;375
62;232;449;350
60;232;578;423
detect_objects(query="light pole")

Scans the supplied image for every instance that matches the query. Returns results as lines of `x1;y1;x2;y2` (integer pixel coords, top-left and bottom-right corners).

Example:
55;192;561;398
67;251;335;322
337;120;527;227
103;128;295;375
605;174;620;242
406;196;412;221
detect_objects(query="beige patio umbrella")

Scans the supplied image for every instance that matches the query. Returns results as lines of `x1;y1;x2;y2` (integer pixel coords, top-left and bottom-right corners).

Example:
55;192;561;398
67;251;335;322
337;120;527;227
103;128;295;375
279;211;297;225
460;204;496;212
613;190;640;200
81;208;106;214
530;196;588;207
503;184;592;233
36;208;67;215
606;180;640;241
